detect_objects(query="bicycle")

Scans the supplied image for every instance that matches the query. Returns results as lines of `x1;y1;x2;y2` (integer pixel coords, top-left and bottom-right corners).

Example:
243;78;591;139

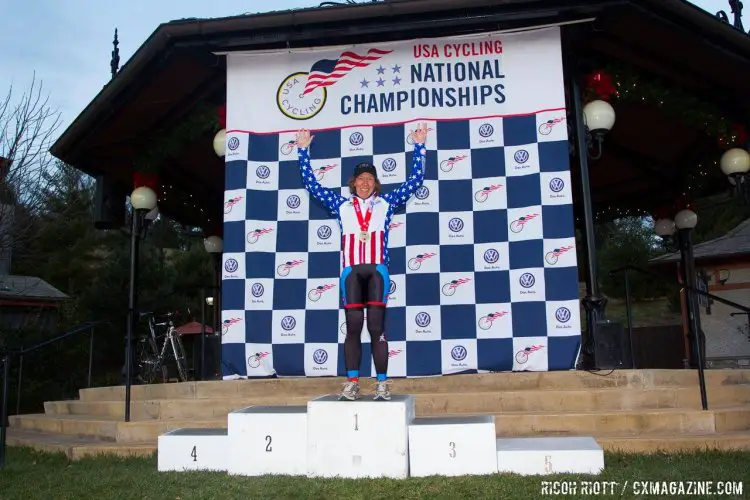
136;310;189;383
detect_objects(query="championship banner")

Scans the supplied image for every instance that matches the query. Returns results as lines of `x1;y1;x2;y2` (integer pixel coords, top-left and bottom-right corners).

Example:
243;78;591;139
219;26;581;379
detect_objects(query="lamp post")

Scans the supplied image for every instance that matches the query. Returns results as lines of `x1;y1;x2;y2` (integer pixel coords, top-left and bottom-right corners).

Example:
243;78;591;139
213;129;226;157
582;99;616;160
124;186;157;423
203;235;223;380
719;147;750;205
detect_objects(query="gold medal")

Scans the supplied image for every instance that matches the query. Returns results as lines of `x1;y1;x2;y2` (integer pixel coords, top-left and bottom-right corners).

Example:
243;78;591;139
359;231;369;242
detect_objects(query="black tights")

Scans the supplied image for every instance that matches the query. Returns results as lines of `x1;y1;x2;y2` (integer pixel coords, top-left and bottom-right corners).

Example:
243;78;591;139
344;306;388;375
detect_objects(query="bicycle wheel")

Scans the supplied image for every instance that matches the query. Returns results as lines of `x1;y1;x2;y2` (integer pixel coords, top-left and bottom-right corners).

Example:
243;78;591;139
170;332;189;382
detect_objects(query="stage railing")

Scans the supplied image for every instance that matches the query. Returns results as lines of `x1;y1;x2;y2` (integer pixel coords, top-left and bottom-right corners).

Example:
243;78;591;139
0;320;106;470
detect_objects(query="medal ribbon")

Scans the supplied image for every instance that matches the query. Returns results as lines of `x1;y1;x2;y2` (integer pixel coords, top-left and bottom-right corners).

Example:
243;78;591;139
352;198;373;234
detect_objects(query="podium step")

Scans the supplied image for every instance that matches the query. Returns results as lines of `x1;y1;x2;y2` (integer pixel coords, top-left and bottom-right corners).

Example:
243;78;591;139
5;428;155;460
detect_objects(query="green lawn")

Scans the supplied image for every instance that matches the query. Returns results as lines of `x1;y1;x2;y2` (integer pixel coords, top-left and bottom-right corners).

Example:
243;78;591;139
1;447;748;499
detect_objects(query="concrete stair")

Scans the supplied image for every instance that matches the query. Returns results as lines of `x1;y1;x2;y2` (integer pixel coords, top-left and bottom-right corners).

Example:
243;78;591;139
7;369;750;459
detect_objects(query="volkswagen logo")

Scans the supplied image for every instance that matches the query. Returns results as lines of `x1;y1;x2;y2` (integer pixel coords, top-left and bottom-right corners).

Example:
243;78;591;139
451;345;467;361
415;186;430;200
483;249;499;264
224;259;238;273
448;218;464;233
280;315;296;331
549;177;565;193
479;123;494;138
227;137;240;151
313;349;328;365
382;158;397;172
256;165;270;179
519;273;535;289
555;307;571;323
349;132;364;146
286;195;301;209
251;283;264;298
415;312;431;328
514;149;529;164
317;225;332;240
389;280;396;295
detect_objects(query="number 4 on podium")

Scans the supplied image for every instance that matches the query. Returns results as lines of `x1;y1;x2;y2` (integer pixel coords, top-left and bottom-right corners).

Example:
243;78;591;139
191;446;197;462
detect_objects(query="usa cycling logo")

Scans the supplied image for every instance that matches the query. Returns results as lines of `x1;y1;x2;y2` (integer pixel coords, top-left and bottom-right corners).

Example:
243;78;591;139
280;139;297;156
227;137;240;151
513;149;529;164
483;248;500;264
440;154;468;173
545;245;574;265
308;283;335;302
382;158;397;173
555;307;571;323
478;311;507;330
224;196;243;214
448;218;464;233
247;227;274;244
222;317;242;335
314;163;337;181
538;116;565;135
442;277;471;296
349;132;364;146
313;349;328;365
451;345;467;361
250;283;264;298
317;225;332;240
474;184;503;203
510;213;539;233
414;185;430;201
280;315;297;331
415;312;431;328
549;177;565;193
256;165;271;180
516;344;544;364
408;252;437;271
519;273;535;289
247;351;269;369
478;123;494;138
286;195;301;210
277;259;305;277
224;259;239;274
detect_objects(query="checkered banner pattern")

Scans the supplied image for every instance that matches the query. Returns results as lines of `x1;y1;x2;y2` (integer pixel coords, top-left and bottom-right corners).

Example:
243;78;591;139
220;27;582;379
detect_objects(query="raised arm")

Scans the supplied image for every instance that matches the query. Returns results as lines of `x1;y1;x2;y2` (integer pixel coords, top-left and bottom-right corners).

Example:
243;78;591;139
296;129;346;214
382;122;429;209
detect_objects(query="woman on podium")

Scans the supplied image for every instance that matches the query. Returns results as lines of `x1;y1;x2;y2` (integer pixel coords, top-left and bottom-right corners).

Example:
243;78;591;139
296;124;429;401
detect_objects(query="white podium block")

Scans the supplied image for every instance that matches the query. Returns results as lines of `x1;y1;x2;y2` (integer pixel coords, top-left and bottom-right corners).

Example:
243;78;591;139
408;415;498;477
306;394;415;479
227;405;308;476
496;436;604;475
157;428;228;472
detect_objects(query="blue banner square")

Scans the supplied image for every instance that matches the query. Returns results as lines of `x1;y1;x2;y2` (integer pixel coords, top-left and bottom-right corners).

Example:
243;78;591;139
248;134;279;162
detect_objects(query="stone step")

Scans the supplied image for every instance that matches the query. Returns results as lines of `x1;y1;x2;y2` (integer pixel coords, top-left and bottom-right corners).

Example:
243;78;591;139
44;385;750;419
7;427;750;461
11;407;750;443
77;370;750;402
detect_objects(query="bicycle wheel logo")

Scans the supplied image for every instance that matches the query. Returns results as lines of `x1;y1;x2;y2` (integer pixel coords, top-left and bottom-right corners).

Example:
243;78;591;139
317;225;332;240
407;252;437;271
519;273;535;289
474;184;503;203
415;186;430;200
555;307;571;323
227;137;240;151
451;345;467;361
509;214;538;233
247;228;274;244
382;158;397;172
224;259;238;274
440;154;467;172
349;132;364;146
277;259;304;277
448;218;464;233
247;351;269;368
478;311;507;330
479;123;494;138
544;245;573;265
516;344;544;364
280;139;297;156
415;312;431;328
442;277;471;296
281;316;296;331
224;196;243;214
308;284;335;301
286;195;301;209
256;165;270;179
549;177;565;193
538;117;565;135
483;249;499;264
222;318;242;335
313;349;328;365
250;283;264;298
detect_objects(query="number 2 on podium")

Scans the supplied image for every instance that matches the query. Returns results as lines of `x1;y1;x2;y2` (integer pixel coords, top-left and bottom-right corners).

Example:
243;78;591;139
265;435;272;452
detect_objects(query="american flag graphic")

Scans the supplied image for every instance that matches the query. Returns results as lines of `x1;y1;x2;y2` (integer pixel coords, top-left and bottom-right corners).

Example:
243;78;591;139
303;48;393;95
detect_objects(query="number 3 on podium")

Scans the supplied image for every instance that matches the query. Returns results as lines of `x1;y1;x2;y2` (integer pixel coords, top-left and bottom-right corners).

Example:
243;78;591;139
449;441;456;458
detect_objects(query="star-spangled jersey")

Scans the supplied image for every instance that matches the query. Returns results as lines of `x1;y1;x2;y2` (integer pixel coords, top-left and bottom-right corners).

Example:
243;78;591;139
298;142;426;269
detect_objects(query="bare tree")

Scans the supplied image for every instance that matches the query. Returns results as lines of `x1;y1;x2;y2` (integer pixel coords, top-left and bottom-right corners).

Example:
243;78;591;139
0;73;63;275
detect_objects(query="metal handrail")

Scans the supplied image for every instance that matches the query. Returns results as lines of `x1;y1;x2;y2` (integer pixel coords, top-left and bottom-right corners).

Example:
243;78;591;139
0;320;107;470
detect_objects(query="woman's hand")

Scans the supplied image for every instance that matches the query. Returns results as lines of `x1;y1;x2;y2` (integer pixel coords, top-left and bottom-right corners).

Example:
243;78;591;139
296;129;314;148
410;122;429;144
